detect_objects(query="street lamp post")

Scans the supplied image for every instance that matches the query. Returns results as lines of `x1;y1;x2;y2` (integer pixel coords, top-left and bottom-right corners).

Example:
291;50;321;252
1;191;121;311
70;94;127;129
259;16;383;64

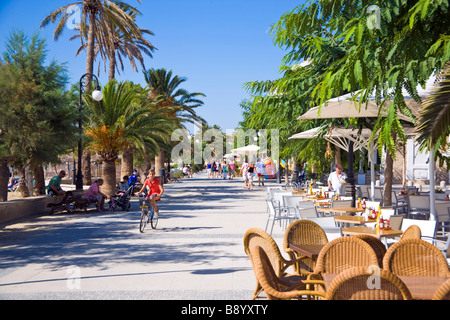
75;73;103;190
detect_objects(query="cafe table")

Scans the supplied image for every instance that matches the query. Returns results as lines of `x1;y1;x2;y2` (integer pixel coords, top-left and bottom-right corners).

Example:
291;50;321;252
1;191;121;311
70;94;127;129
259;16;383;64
334;215;377;227
341;226;403;246
323;273;449;300
320;207;365;215
342;226;403;238
289;243;325;260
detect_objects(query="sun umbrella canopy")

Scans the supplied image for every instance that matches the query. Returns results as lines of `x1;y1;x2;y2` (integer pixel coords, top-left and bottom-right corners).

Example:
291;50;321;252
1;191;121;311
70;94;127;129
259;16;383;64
297;75;438;121
231;144;260;154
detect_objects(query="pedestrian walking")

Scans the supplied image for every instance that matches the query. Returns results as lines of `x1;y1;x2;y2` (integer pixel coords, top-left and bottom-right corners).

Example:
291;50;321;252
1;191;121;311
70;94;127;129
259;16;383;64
255;158;265;186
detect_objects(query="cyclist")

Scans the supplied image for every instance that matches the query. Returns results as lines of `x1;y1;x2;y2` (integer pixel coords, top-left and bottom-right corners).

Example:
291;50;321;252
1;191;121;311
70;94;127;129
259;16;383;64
137;168;164;217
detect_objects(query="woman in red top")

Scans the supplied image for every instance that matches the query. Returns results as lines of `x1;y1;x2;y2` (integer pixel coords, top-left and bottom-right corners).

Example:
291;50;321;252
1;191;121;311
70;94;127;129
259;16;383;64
138;168;164;216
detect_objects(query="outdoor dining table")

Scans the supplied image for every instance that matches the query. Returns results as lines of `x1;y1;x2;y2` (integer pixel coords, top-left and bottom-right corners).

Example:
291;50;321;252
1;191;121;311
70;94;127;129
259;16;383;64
320;207;365;215
323;273;449;300
289;243;325;260
334;215;377;226
341;226;403;239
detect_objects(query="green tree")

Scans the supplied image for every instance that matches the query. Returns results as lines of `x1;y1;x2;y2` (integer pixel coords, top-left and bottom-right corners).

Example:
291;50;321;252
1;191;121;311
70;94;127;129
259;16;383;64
83;79;171;196
143;68;206;173
0;31;77;200
261;0;449;205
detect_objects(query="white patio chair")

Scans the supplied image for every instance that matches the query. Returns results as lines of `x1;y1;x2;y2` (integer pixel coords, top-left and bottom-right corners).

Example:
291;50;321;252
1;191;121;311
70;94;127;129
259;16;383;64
407;195;430;219
374;188;383;205
306;216;342;240
266;186;282;199
435;202;450;236
298;206;318;219
331;199;352;208
265;199;295;236
401;218;437;243
272;191;293;212
283;195;304;219
391;191;408;215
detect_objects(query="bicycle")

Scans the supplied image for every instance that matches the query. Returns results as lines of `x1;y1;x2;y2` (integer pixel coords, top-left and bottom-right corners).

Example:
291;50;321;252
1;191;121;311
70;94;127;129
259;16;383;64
139;195;159;232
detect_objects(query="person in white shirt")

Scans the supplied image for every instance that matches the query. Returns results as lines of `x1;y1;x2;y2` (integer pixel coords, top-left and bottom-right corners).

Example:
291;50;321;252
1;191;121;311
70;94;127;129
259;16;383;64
255;158;266;186
327;164;347;195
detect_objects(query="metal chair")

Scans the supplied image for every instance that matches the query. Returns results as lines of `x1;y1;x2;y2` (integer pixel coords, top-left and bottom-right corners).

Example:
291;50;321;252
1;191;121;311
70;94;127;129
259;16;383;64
391;191;408;215
435;202;450;236
407;195;430;219
331;199;352;208
265;199;295;235
298;206;319;219
401;218;437;242
282;195;304;219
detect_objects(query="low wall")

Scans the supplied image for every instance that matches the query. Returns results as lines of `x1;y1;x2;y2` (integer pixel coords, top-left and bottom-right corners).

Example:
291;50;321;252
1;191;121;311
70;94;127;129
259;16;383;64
0;194;64;225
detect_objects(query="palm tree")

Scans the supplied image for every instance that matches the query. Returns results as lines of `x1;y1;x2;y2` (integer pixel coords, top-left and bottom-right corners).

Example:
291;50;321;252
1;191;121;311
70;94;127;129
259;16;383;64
415;63;450;148
41;0;148;185
41;0;143;85
143;68;206;172
83;79;171;197
71;2;156;81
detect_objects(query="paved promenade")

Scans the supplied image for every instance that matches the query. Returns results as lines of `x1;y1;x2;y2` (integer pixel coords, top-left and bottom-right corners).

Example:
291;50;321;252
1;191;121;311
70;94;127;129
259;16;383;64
0;172;285;300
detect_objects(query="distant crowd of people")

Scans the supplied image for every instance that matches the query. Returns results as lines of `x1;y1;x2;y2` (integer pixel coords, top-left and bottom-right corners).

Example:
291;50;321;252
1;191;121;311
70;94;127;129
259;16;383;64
205;158;266;190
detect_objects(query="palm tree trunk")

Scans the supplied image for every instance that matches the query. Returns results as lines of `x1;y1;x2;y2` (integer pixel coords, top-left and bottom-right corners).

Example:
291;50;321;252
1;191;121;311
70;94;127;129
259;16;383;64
383;132;396;206
108;50;116;81
17;167;30;198
82;150;92;186
121;147;134;178
155;150;165;175
102;159;116;200
32;164;45;195
0;160;9;202
85;7;96;86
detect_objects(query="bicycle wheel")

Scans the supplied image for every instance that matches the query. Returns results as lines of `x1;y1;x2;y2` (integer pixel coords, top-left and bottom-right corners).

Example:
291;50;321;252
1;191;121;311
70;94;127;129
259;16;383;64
139;209;148;233
150;207;158;229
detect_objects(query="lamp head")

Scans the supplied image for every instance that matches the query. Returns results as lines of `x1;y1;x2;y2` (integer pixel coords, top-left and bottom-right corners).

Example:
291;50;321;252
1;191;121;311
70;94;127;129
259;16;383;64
92;86;103;101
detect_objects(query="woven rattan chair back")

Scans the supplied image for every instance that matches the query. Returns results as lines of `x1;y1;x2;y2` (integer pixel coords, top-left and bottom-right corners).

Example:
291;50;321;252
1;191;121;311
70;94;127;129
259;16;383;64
283;220;328;275
325;266;412;300
432;278;450;300
244;228;285;276
352;234;387;267
383;238;450;277
314;236;379;275
244;228;304;299
401;225;422;240
251;246;325;300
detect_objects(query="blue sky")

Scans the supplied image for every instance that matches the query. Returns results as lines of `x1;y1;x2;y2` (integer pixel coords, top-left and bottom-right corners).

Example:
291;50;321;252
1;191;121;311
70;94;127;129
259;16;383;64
0;0;303;131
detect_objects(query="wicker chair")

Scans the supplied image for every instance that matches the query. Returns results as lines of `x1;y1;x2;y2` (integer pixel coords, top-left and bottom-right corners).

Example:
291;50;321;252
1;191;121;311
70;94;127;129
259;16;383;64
383;238;450;277
401;224;422;240
243;228;305;299
432;278;450;300
325;266;412;300
305;236;379;292
251;246;326;300
352;234;387;267
283;220;329;276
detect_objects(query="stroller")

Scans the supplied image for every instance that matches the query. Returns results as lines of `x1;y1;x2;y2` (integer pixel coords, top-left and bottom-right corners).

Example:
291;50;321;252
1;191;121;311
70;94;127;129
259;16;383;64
109;182;135;211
